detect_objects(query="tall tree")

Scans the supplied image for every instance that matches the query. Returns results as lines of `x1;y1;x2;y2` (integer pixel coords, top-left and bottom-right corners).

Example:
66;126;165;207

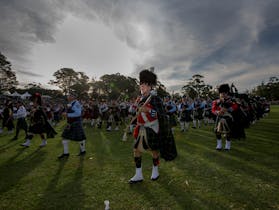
49;68;79;95
156;81;169;98
181;74;213;99
0;52;18;91
70;72;90;99
97;73;138;100
251;76;279;100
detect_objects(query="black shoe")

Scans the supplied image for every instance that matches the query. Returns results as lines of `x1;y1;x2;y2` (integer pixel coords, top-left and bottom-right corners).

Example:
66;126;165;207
151;175;160;181
129;179;143;184
58;153;70;159
77;151;86;156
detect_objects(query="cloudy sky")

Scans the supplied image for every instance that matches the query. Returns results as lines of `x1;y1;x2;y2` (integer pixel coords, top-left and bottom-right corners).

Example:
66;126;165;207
1;0;278;93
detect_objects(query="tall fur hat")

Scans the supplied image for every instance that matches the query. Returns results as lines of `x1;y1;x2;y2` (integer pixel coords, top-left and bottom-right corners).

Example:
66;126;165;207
32;92;42;106
139;69;157;86
218;84;230;94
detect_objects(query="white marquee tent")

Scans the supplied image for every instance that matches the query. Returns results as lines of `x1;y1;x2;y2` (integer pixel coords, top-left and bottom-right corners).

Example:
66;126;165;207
21;92;32;99
10;91;21;97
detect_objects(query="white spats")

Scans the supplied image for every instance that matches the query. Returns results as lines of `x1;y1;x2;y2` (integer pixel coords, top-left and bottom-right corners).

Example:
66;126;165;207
79;140;86;152
21;139;31;147
151;165;159;180
62;139;69;154
225;140;231;150
39;139;47;147
216;139;222;150
129;167;143;184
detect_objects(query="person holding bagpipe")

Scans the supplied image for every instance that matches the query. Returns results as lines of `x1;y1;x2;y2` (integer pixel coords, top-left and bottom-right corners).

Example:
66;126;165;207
58;92;86;159
21;93;57;147
97;99;109;129
178;95;192;132
129;69;177;184
212;84;238;150
164;95;177;133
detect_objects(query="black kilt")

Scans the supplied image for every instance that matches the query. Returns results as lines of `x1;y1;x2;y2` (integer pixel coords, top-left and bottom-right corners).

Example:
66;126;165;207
29;122;47;134
196;108;204;120
62;121;86;141
168;114;177;126
16;118;28;131
215;114;233;134
180;110;192;122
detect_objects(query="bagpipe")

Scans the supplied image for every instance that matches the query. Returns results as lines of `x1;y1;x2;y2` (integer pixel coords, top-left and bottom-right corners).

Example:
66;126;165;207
122;92;154;141
214;85;247;139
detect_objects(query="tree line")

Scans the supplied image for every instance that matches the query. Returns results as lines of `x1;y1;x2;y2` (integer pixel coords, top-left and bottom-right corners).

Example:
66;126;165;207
1;51;278;101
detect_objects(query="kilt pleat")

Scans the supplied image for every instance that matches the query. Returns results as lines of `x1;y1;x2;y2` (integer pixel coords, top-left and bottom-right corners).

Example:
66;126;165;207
62;121;86;141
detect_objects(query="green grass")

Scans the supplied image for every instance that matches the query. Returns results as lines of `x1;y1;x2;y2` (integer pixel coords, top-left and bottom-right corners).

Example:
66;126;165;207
0;106;278;210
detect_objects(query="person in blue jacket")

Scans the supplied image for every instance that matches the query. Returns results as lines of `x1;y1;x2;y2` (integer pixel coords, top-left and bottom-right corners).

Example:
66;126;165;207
58;92;86;159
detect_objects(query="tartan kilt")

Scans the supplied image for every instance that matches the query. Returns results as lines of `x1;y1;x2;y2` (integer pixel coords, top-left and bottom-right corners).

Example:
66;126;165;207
146;128;160;150
168;114;177;126
133;127;160;151
17;118;28;130
62;121;86;141
180;110;192;122
197;109;204;120
29;122;47;134
214;114;233;134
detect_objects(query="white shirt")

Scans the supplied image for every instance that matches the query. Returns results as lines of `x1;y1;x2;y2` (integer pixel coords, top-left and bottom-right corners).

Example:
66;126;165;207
13;105;27;119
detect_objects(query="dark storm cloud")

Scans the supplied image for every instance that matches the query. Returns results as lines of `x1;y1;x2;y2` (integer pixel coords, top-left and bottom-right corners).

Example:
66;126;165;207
0;0;66;61
1;0;278;91
16;70;42;77
81;0;279;90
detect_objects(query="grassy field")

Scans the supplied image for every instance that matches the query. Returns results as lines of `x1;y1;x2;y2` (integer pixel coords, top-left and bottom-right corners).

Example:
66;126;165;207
0;106;278;210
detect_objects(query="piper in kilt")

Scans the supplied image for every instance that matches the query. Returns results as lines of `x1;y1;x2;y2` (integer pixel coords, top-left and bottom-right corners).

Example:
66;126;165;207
12;100;28;140
192;98;204;129
178;95;192;132
164;95;177;133
58;92;86;159
97;100;109;129
129;69;177;184
212;84;238;150
2;100;14;134
21;93;57;147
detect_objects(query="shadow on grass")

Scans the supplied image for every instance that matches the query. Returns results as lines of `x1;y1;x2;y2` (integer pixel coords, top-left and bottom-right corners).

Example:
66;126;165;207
37;157;85;209
158;169;223;210
128;176;164;209
0;147;46;195
0;139;20;152
176;147;277;209
186;139;278;183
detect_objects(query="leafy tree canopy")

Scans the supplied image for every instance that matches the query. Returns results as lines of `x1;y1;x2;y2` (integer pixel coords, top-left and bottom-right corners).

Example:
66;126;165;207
0;52;18;92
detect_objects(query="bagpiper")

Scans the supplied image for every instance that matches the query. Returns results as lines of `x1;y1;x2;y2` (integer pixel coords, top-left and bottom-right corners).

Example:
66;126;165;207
58;92;86;159
178;95;192;132
21;93;57;147
212;84;238;150
12;100;28;140
129;69;177;184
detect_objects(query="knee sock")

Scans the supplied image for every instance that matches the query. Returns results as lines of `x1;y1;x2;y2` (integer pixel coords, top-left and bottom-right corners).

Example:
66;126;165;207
135;157;142;168
153;157;160;166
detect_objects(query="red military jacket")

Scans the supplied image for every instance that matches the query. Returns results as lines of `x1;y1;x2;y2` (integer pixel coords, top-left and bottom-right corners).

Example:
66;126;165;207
133;99;159;139
212;98;238;116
